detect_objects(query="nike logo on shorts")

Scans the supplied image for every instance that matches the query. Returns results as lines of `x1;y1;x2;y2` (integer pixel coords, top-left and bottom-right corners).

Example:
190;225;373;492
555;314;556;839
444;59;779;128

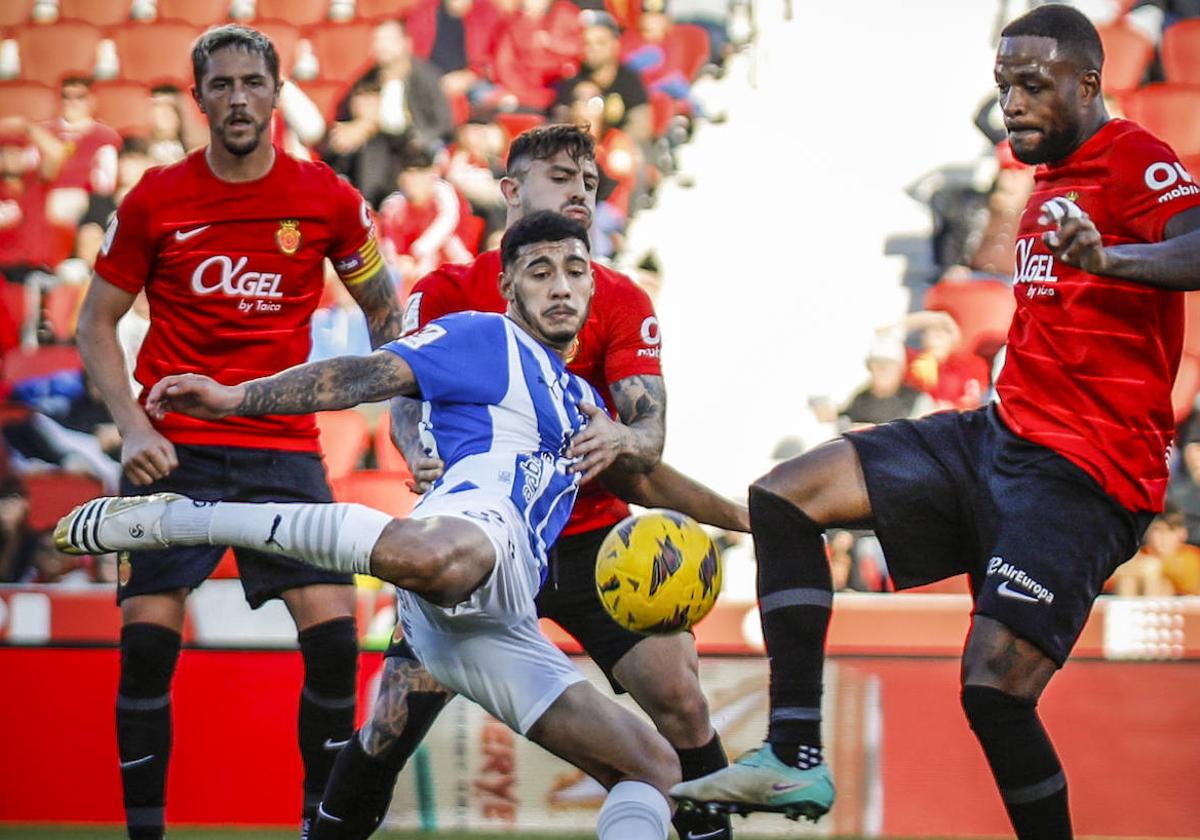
174;225;211;241
119;754;155;769
685;829;727;840
323;737;351;750
997;581;1040;603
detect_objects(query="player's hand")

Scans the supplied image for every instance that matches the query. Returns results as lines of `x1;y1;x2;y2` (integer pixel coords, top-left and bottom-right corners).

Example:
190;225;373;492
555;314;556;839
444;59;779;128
1040;197;1109;274
568;402;632;484
406;456;444;495
120;425;179;486
145;374;244;421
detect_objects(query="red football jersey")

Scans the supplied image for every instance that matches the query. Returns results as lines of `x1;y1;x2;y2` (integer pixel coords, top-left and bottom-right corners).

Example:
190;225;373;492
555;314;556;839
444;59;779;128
95;148;383;451
47;118;120;194
404;249;663;535
997;119;1200;512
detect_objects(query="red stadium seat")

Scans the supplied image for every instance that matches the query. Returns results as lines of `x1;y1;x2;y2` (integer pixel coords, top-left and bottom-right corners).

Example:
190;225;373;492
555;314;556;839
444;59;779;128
14;21;102;85
372;411;415;478
111;20;199;88
0;282;32;343
0;80;57;122
0;0;34;29
156;0;231;28
58;0;132;28
41;284;84;343
304;22;374;84
495;111;544;142
922;277;1016;363
671;22;711;81
1095;19;1154;95
1162;19;1200;85
24;472;104;532
354;0;421;21
1120;84;1200;159
92;79;152;136
3;345;83;382
316;408;371;480
330;469;419;519
253;19;300;78
257;0;330;27
296;77;348;121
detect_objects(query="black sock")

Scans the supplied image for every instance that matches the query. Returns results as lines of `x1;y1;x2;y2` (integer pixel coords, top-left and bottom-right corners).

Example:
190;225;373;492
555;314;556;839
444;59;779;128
116;622;181;840
750;485;831;767
962;685;1072;840
312;641;452;840
297;617;358;825
673;733;732;839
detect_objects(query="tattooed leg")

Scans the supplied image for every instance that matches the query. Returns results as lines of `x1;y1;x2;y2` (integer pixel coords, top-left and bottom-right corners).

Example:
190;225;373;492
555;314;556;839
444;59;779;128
312;654;454;840
960;616;1071;840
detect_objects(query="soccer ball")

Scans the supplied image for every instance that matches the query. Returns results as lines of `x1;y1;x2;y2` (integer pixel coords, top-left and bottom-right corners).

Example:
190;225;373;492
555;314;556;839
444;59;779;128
595;509;722;634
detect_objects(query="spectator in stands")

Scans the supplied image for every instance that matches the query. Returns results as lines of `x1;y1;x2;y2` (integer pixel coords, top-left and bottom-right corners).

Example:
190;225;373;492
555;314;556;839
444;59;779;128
0;446;33;583
491;0;583;111
565;77;636;256
900;310;990;411
72;138;153;275
377;143;474;291
324;19;454;205
407;0;506;104
1168;436;1200;544
44;77;121;229
146;85;200;166
841;336;934;428
0;122;63;345
552;12;652;146
445;117;507;237
1110;512;1200;595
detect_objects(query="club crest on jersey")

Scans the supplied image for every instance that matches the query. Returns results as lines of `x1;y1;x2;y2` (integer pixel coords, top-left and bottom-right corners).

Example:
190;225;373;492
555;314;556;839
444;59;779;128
275;219;302;255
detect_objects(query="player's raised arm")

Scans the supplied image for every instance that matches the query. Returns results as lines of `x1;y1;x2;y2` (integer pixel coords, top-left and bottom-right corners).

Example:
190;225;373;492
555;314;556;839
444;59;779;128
146;350;419;420
603;462;750;533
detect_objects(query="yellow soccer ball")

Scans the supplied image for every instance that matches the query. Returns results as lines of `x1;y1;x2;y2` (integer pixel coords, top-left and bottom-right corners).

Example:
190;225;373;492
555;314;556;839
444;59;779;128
595;509;722;634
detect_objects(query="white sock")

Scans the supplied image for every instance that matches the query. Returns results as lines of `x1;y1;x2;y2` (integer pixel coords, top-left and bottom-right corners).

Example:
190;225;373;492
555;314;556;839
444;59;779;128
597;780;670;840
161;499;392;576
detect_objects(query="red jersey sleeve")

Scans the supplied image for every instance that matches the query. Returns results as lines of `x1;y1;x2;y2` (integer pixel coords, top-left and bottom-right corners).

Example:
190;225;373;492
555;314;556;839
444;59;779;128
327;173;384;286
1110;129;1200;244
403;266;470;334
93;176;156;294
600;271;662;383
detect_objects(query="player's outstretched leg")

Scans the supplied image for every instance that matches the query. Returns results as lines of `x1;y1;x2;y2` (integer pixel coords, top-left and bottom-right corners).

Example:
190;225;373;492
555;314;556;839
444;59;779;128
310;645;454;840
672;441;869;820
54;493;493;606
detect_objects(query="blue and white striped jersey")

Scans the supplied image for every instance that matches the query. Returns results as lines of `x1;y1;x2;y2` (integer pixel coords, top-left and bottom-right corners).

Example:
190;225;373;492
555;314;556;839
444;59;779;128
382;311;604;567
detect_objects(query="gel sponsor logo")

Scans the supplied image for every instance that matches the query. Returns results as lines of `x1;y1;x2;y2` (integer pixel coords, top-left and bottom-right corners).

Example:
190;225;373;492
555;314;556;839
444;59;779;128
191;255;284;303
1013;236;1058;294
987;556;1055;605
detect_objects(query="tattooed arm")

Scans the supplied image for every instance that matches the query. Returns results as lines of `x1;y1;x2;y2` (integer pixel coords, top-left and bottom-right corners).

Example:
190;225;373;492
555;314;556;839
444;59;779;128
343;264;405;349
144;351;418;420
567;373;666;479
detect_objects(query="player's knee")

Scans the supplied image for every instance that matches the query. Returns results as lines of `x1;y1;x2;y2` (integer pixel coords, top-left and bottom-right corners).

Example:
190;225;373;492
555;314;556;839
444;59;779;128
119;622;182;696
630;731;682;793
961;683;1036;738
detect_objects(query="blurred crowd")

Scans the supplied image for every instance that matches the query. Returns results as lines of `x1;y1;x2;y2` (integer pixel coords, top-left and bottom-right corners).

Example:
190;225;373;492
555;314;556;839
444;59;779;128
0;0;747;582
2;0;1200;599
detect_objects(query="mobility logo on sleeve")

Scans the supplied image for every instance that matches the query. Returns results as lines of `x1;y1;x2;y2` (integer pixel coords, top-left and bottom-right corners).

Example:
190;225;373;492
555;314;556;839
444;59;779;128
987;556;1055;605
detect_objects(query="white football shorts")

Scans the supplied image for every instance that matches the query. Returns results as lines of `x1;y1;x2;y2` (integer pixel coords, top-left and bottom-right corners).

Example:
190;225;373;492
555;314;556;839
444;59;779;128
395;485;586;734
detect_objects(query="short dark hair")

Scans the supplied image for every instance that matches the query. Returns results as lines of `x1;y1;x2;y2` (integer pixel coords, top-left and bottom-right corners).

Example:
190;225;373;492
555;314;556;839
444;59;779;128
505;123;596;178
192;24;280;88
120;135;150;157
60;76;93;91
1000;4;1104;72
500;211;591;270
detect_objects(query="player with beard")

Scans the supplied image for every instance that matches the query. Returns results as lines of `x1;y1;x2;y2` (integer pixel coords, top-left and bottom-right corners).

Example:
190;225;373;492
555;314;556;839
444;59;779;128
672;5;1200;838
59;211;685;840
74;25;403;840
310;124;746;840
